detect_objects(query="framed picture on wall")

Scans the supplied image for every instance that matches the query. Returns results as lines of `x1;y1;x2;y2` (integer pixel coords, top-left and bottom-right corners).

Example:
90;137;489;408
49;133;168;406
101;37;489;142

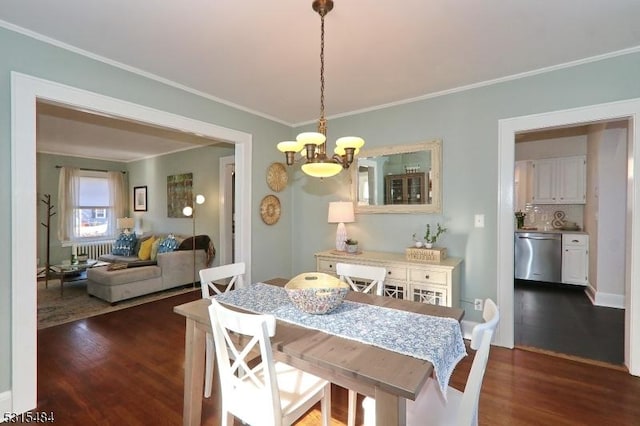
133;186;148;211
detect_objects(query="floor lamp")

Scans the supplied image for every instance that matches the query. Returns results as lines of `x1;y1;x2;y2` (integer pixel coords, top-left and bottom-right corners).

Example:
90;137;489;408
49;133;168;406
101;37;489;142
182;194;205;287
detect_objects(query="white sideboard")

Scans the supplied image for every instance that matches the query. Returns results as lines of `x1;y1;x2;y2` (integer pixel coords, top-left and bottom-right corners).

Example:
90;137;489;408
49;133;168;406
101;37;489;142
315;250;462;308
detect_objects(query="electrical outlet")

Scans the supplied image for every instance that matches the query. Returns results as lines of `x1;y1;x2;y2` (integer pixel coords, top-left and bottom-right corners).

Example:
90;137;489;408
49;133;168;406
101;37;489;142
474;299;483;311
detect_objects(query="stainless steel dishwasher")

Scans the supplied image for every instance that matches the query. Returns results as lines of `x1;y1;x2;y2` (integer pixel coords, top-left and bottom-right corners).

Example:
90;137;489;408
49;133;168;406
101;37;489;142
514;232;562;282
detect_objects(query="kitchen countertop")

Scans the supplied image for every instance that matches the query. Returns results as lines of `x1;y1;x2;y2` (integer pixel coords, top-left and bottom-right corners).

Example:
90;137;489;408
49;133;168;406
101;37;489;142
515;228;588;235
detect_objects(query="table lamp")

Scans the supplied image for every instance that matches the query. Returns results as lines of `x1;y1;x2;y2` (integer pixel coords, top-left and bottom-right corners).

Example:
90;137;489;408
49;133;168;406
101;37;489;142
328;201;355;251
116;217;135;235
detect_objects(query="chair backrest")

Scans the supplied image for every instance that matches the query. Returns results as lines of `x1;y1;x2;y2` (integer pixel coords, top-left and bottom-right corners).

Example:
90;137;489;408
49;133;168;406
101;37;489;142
336;262;387;296
198;262;245;298
457;298;500;426
208;299;281;424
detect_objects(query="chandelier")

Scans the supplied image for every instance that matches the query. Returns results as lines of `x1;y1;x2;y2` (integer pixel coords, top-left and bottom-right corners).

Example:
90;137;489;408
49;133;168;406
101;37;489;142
277;0;364;178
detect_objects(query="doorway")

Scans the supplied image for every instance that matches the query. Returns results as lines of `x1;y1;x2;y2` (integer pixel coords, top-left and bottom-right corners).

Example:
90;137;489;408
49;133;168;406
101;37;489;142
496;98;640;377
10;72;253;413
512;122;627;364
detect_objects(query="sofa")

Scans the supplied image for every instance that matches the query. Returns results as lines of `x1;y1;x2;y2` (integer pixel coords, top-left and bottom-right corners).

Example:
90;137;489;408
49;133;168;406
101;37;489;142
86;233;214;304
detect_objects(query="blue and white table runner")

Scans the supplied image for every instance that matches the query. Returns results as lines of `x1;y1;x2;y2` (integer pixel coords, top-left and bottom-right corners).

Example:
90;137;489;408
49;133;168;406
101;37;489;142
215;282;467;396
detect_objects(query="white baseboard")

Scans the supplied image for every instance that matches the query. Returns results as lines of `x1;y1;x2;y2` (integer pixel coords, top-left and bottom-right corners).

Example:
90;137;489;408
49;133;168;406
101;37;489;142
585;285;625;309
0;391;13;423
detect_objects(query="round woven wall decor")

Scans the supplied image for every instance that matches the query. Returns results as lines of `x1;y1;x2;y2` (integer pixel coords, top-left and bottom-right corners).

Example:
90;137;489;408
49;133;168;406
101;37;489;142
260;195;281;225
266;162;288;192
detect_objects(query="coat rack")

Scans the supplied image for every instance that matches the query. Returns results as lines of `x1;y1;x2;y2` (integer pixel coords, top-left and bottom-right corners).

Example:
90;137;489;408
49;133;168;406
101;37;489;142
40;194;56;286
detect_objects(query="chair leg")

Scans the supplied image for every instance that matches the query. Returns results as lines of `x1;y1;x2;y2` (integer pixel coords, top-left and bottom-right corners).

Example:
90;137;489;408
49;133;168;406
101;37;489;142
348;389;357;426
321;383;332;426
204;333;214;398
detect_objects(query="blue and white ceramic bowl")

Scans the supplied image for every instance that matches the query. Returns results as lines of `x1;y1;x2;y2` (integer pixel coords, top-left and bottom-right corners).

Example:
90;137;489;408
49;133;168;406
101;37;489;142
285;272;349;314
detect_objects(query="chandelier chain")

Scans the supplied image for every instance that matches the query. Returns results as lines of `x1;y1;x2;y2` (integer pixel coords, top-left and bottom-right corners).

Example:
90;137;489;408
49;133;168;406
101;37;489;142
318;13;327;135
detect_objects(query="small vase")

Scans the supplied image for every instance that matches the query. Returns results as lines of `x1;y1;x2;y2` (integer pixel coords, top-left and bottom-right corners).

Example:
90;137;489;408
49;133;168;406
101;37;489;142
414;241;423;248
346;244;358;253
425;242;433;249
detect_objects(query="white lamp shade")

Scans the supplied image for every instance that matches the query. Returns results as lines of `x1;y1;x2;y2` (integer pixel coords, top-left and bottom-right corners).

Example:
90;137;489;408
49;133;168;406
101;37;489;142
182;206;193;217
302;162;343;178
116;217;134;230
335;136;365;149
327;201;355;224
296;132;326;146
277;140;304;153
195;194;205;205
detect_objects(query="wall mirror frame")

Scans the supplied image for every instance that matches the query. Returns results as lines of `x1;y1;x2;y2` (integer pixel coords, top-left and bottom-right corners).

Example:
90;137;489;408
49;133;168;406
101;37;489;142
350;139;442;214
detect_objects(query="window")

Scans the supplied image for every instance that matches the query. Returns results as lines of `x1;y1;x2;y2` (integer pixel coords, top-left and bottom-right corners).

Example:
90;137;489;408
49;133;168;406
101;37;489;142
58;167;126;243
75;172;111;238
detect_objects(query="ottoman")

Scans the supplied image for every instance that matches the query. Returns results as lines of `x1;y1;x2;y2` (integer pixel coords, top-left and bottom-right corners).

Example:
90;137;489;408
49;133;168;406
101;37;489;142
87;265;162;304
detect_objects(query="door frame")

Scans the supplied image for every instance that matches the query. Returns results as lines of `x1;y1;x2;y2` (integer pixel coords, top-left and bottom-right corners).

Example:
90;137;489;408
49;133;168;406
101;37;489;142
10;72;253;413
219;155;235;265
496;97;640;375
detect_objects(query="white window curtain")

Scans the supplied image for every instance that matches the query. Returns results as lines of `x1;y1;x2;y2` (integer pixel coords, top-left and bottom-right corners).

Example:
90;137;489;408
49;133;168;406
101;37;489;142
57;166;80;242
107;170;127;235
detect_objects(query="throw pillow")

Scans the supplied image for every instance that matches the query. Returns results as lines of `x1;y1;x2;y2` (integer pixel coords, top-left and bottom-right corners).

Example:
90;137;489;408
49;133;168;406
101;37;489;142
157;235;179;254
150;238;162;261
112;233;138;256
138;236;156;260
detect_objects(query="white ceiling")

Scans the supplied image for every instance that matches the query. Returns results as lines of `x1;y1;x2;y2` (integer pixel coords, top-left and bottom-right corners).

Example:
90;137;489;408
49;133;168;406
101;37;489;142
3;0;640;161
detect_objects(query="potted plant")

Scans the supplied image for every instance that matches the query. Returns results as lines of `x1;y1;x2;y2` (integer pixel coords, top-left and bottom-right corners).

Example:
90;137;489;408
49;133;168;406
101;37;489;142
345;238;359;253
412;233;423;248
424;223;447;249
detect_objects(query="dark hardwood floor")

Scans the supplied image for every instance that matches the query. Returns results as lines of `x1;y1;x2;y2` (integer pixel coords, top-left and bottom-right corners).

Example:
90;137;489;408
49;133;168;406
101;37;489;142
515;279;625;364
23;290;640;425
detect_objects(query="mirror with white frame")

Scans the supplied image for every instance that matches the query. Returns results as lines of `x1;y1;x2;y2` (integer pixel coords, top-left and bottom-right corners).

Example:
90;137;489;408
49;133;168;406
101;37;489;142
350;140;442;214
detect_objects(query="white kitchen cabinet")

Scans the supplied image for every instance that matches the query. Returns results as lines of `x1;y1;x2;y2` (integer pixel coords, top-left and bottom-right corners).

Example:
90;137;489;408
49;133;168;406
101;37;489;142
531;156;586;204
562;233;589;285
315;250;462;308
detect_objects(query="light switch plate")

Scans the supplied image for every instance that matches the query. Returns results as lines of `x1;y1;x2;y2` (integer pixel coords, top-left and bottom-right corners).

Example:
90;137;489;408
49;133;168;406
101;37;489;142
474;214;485;228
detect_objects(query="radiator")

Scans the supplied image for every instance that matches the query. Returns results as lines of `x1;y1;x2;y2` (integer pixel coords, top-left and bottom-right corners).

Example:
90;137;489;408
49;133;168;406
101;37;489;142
73;240;115;259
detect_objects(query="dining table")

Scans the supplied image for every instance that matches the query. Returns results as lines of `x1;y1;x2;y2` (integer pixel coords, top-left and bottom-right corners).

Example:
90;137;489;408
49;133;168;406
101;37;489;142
173;278;465;426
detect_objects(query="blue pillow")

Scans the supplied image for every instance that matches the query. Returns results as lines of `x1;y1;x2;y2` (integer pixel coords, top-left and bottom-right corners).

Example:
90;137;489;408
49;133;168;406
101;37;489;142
157;236;179;254
112;233;138;256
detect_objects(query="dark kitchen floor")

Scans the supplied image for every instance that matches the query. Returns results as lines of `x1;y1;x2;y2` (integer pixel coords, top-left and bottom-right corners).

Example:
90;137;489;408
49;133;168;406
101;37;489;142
514;279;625;365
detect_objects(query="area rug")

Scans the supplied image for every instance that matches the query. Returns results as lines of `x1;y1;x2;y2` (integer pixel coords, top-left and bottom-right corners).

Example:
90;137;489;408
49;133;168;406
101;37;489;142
37;279;199;329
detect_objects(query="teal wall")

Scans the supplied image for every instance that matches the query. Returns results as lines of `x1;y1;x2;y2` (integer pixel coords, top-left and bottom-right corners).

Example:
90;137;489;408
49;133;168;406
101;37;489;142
1;27;293;392
3;23;640;397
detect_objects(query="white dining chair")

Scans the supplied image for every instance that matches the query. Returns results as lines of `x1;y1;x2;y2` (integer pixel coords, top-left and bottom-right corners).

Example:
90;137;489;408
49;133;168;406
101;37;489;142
198;262;245;398
362;298;500;426
336;262;387;296
208;298;332;426
336;262;387;426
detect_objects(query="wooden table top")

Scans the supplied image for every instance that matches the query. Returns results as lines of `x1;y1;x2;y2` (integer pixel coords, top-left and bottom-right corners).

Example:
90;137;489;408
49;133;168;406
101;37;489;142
173;278;464;400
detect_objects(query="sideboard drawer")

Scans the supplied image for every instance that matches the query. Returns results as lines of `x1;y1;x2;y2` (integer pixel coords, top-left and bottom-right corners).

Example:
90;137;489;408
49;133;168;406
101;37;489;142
409;268;448;285
385;266;407;281
318;259;337;274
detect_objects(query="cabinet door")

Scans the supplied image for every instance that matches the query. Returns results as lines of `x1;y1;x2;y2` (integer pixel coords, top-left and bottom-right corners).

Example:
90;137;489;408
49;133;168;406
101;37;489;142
409;283;448;306
562;246;588;285
557;156;586;204
531;159;557;203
